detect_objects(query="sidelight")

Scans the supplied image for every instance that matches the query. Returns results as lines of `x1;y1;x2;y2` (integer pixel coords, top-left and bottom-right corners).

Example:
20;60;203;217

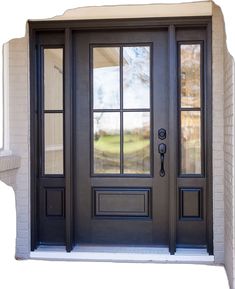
179;44;202;175
92;45;151;175
43;48;64;175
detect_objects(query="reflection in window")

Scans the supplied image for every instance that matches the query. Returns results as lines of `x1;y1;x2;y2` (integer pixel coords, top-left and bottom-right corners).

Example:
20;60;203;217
180;44;201;108
93;47;120;109
93;112;120;174
181;111;201;174
179;43;202;175
123;46;150;109
43;48;64;175
44;113;64;174
92;45;151;175
123;112;150;174
44;49;63;110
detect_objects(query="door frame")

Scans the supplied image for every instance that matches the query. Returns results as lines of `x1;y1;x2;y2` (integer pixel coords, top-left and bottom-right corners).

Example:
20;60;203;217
29;16;212;254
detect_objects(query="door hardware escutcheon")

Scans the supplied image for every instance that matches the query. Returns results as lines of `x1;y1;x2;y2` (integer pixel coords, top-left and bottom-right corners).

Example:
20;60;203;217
158;143;166;177
158;128;166;140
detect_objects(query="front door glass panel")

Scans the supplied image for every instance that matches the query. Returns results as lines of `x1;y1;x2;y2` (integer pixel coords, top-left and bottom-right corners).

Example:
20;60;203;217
123;46;150;109
92;45;151;175
93;112;120;173
123;112;150;174
93;47;120;109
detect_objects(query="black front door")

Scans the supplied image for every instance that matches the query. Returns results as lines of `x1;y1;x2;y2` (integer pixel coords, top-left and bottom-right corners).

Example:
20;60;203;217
74;30;169;245
31;19;212;253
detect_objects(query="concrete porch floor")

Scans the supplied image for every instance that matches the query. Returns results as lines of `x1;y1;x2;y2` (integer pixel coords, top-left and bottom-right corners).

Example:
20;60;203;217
0;258;230;289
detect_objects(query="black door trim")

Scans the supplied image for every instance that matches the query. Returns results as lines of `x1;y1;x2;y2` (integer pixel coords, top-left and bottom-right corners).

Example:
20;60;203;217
29;16;212;254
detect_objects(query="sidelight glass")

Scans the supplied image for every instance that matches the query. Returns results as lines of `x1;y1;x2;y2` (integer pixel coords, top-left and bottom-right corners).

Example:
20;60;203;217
180;44;201;108
123;112;150;174
123;46;150;109
44;49;63;110
93;112;120;174
93;47;120;109
181;111;201;174
44;113;64;174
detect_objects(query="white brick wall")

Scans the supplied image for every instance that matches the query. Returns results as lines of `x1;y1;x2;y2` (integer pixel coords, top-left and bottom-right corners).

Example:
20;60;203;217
212;4;225;264
212;4;235;288
0;155;21;191
224;49;235;289
7;36;30;259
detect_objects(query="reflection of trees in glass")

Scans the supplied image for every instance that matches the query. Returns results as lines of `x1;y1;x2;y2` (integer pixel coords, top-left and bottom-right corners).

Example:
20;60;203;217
123;112;150;174
181;45;200;108
94;112;103;141
181;111;201;174
123;46;150;108
93;112;120;174
92;46;151;174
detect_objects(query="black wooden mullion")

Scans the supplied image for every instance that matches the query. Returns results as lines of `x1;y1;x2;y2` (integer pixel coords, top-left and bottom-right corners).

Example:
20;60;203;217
44;109;64;114
120;46;124;174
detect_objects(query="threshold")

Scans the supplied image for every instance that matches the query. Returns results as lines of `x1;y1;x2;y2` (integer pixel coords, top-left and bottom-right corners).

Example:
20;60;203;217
30;245;214;263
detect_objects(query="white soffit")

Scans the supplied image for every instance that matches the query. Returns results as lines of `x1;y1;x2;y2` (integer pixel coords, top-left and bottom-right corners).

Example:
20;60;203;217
36;2;213;21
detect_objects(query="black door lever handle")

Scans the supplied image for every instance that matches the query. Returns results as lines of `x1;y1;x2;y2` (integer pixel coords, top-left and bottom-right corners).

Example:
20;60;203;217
158;143;166;177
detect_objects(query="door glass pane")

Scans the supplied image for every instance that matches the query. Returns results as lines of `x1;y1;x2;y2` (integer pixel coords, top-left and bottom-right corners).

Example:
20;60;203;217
44;113;64;174
44;49;63;110
93;47;120;109
93;112;120;174
180;44;201;108
123;46;150;109
181;111;201;174
123;112;150;174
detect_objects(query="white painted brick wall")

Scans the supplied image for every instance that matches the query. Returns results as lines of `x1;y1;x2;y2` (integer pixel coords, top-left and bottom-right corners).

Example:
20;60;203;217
224;49;235;289
212;4;235;288
212;4;225;264
7;36;30;259
0;155;21;190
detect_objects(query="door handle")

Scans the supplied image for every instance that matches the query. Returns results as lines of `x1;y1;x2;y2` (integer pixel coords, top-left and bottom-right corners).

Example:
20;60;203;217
158;143;166;177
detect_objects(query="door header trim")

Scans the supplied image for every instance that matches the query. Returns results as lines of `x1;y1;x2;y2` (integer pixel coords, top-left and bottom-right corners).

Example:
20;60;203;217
29;16;211;32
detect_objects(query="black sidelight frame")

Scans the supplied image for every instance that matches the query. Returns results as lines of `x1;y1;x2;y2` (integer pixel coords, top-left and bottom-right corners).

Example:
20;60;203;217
29;17;212;254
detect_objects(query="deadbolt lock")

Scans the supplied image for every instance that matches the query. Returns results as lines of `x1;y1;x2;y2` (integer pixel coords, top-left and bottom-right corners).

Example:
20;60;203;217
158;128;166;140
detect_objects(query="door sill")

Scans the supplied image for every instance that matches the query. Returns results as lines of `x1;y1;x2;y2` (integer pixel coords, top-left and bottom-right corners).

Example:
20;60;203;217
30;245;214;263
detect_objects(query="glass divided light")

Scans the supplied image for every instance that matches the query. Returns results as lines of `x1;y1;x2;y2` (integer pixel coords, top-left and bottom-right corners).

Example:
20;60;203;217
123;112;150;174
43;48;64;175
94;112;120;174
93;47;120;109
92;45;151;175
179;44;202;175
123;47;150;109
